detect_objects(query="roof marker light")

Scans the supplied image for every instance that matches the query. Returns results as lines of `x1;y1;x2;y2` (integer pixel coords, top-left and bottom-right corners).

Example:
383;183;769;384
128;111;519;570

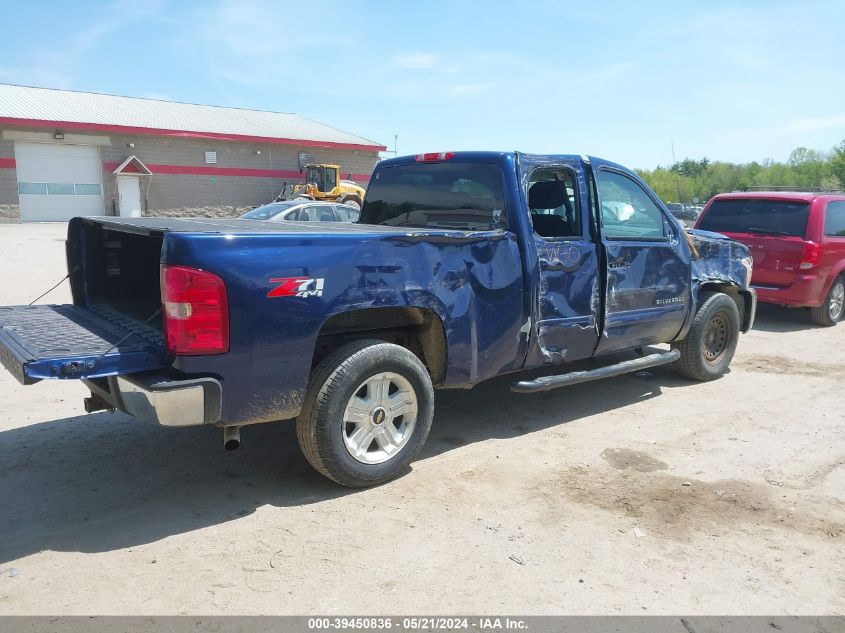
414;152;455;162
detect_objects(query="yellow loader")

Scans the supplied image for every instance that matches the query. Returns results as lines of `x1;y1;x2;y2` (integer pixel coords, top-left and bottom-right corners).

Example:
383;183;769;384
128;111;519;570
282;164;366;209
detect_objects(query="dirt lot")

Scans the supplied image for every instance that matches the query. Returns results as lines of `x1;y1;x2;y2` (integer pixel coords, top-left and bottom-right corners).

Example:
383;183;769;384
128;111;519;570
0;223;842;615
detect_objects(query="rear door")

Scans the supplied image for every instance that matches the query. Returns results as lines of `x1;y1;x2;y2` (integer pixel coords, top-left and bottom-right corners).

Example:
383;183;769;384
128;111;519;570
697;197;811;288
589;159;691;354
518;154;600;364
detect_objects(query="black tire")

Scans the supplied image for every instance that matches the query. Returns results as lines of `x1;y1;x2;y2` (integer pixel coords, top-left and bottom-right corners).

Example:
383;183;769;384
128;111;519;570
296;339;434;487
809;276;844;327
672;292;740;381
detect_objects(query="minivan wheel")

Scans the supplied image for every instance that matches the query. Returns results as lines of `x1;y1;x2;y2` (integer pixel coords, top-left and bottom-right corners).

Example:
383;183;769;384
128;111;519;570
296;339;434;487
810;276;844;327
672;292;740;381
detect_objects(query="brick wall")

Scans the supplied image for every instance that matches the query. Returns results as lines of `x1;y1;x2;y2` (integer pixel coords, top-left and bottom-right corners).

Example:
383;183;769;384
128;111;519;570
103;135;379;217
0;127;380;220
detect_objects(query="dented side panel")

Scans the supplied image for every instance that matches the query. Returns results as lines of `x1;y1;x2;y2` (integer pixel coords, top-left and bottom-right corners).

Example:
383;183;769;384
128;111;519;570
162;226;526;425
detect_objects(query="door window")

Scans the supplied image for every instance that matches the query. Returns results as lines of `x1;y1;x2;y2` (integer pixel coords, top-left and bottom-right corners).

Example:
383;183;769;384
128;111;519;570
824;201;845;237
315;206;337;222
597;170;667;240
325;168;337;192
298;205;336;222
527;168;580;239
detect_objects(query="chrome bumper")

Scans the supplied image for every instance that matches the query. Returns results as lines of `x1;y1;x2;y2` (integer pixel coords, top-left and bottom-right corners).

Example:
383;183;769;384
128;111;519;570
87;374;222;427
742;288;757;333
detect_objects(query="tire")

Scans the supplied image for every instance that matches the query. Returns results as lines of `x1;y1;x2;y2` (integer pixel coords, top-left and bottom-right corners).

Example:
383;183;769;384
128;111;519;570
340;196;361;210
809;276;844;327
672;292;740;381
296;339;434;487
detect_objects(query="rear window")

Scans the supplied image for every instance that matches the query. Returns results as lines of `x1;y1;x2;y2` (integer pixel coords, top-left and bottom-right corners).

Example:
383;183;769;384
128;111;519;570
360;162;507;231
699;199;810;237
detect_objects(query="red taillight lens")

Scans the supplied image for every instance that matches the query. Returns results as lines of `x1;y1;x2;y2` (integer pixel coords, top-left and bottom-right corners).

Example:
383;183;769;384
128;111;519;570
160;265;229;355
414;151;455;162
800;241;821;270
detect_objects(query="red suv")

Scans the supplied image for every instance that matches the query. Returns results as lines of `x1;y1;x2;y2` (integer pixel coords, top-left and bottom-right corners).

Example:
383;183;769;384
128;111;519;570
695;192;845;326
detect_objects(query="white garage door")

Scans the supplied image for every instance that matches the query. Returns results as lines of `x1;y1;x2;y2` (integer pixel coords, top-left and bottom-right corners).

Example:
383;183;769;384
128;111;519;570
14;142;105;221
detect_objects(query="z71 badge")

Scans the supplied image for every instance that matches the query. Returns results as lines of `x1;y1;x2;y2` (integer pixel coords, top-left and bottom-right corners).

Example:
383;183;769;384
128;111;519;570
267;277;325;298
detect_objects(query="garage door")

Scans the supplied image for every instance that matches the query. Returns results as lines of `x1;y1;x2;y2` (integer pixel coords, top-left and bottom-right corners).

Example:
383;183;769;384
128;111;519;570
14;142;105;221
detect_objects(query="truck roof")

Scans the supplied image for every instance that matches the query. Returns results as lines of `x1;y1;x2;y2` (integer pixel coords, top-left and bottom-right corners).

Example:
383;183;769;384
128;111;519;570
378;151;590;168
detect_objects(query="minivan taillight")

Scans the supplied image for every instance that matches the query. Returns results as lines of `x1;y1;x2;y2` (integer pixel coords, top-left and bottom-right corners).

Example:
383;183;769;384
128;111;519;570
799;241;821;270
160;265;229;355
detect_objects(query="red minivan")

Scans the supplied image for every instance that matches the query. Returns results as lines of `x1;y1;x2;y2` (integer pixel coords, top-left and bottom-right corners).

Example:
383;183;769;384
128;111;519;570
695;192;845;326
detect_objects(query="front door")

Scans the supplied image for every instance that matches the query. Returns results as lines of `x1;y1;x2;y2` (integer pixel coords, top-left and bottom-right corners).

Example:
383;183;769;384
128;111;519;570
117;176;142;217
590;159;691;354
519;155;600;366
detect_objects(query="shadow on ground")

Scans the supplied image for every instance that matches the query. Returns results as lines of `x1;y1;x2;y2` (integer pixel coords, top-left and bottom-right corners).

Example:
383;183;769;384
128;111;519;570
0;355;678;563
751;303;818;333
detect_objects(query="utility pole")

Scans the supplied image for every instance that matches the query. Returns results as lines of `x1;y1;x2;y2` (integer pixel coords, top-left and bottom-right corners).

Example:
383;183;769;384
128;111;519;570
671;140;682;203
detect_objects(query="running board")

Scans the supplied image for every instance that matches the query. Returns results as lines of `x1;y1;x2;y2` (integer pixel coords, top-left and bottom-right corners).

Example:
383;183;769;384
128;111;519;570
510;349;681;394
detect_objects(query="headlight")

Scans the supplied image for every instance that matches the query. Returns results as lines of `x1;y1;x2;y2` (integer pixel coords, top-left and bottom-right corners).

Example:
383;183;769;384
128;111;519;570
741;255;753;288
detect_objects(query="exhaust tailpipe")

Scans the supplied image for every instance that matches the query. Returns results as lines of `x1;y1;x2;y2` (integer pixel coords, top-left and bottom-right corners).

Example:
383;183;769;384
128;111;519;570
223;426;241;451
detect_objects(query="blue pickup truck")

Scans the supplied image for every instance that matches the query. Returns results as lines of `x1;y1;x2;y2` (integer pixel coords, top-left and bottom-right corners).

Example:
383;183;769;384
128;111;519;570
0;152;756;486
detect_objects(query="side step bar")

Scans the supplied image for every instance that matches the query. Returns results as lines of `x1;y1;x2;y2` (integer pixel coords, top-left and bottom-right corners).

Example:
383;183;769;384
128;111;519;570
510;349;681;394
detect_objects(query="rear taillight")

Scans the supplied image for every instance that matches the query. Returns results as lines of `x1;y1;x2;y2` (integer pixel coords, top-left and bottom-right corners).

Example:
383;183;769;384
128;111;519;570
160;265;229;355
799;241;821;270
415;152;455;162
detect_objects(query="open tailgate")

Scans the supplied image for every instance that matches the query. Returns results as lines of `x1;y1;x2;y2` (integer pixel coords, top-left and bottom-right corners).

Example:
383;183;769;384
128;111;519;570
0;304;169;384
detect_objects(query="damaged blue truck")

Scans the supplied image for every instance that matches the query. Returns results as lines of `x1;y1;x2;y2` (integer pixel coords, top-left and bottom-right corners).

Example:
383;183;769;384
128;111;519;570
0;151;756;487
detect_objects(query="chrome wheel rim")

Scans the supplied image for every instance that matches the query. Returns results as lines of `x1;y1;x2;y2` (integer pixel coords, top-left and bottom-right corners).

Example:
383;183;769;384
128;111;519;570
829;282;844;321
342;372;418;465
703;312;730;365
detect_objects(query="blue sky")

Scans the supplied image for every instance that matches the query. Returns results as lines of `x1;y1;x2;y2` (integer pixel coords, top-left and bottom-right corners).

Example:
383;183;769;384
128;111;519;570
1;0;844;168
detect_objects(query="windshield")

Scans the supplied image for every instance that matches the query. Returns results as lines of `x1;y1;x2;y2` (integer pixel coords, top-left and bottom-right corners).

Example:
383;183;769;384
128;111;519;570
698;199;810;237
360;162;507;231
239;201;299;220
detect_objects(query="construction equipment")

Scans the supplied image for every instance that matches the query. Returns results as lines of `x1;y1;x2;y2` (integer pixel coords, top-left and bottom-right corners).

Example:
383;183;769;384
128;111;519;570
281;164;366;208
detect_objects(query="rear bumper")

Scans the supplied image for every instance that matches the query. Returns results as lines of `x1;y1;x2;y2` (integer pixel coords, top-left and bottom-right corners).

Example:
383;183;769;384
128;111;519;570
86;373;222;427
752;274;827;308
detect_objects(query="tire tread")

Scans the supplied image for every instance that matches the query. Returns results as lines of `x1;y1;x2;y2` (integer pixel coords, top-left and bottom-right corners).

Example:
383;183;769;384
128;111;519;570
673;292;740;381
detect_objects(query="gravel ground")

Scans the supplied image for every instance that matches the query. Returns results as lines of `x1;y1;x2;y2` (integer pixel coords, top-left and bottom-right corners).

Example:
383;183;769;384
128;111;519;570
0;222;842;615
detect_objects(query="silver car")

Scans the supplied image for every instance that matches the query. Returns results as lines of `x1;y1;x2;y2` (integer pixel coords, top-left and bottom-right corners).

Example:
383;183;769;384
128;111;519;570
239;200;360;223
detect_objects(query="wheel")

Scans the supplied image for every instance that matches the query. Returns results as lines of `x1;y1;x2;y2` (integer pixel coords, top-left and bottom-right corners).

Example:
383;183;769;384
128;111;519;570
296;339;434;487
672;292;740;381
341;197;361;210
809;276;844;326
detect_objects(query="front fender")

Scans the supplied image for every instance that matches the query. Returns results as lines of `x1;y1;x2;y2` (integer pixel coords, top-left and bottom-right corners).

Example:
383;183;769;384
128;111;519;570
675;230;755;338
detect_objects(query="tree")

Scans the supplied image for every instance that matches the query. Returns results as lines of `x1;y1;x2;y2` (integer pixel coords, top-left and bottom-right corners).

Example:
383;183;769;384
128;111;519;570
636;142;845;202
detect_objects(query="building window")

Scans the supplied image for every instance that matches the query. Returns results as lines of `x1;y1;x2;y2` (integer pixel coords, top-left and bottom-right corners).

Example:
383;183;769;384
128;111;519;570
204;150;217;164
46;183;76;195
74;184;102;195
18;182;102;196
18;182;48;195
